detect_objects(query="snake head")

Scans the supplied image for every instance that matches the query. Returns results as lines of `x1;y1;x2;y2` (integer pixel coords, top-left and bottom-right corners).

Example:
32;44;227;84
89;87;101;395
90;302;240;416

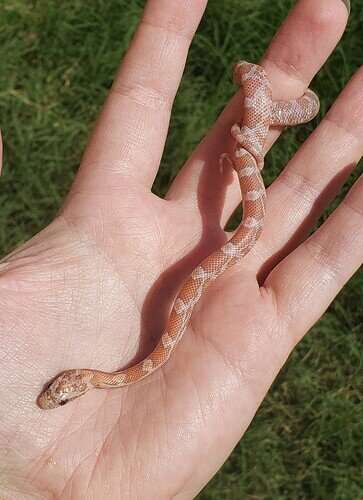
37;369;94;410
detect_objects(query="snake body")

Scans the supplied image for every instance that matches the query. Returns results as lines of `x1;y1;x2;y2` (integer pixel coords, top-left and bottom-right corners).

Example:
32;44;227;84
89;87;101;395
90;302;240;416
38;62;319;410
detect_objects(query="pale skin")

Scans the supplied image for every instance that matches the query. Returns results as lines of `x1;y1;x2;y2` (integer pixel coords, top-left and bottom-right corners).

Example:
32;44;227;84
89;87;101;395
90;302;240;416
0;0;362;498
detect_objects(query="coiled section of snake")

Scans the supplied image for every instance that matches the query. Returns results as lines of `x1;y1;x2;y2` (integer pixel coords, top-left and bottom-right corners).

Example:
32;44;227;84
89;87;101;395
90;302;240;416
38;61;319;409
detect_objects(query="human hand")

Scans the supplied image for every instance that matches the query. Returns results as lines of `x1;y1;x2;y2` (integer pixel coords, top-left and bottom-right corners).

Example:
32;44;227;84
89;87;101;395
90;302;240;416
0;0;361;498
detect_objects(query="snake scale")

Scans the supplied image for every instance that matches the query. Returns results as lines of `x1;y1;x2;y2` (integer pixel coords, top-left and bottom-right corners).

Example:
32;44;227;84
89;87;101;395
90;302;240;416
38;61;319;409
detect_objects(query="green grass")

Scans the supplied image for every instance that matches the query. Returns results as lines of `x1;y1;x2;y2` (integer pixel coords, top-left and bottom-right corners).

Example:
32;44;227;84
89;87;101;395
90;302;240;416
0;0;362;497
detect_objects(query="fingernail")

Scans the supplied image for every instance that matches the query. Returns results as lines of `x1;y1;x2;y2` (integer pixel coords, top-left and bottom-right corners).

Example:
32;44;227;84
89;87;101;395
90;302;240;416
341;0;350;14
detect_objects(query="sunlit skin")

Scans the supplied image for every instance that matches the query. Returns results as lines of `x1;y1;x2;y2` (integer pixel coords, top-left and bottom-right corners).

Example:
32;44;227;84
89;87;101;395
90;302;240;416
0;0;361;498
37;61;320;410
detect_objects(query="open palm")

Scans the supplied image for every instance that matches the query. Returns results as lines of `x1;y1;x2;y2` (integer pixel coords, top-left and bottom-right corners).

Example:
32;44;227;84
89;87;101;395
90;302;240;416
0;0;361;498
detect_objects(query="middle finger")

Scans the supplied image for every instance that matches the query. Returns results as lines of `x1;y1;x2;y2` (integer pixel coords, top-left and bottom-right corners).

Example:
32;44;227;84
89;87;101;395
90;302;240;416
166;0;349;216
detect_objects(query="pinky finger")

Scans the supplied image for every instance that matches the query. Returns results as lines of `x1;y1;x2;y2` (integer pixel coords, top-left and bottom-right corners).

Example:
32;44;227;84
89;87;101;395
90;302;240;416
264;174;363;343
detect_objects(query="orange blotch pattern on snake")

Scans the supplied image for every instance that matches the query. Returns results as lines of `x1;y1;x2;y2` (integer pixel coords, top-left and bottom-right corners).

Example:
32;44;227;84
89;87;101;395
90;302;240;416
38;62;319;409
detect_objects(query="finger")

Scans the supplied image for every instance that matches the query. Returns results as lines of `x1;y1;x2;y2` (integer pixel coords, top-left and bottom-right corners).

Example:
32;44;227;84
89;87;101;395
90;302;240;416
247;65;363;278
74;0;207;191
166;0;349;214
263;173;362;346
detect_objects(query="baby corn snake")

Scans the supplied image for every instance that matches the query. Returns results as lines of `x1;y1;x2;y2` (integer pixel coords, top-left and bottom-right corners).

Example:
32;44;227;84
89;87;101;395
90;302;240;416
38;61;319;410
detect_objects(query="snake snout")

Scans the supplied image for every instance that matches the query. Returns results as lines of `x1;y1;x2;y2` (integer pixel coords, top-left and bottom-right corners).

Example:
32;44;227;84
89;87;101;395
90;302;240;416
37;369;93;410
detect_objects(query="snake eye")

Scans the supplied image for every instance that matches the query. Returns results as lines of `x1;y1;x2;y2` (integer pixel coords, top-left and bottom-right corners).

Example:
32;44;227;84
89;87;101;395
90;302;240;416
59;399;68;405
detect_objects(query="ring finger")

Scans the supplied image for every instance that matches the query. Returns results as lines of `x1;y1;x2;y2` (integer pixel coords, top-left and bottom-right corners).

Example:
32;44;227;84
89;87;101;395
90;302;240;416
248;65;363;279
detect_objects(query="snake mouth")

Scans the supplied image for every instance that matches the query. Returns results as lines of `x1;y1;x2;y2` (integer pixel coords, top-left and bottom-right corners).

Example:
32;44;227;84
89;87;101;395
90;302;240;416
37;369;94;410
37;384;82;409
37;387;64;410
